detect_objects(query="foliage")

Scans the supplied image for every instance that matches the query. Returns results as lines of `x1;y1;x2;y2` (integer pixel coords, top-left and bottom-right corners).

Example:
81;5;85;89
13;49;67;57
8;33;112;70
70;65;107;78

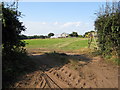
2;2;29;87
94;2;120;62
19;34;49;39
48;33;54;37
2;2;26;54
19;34;28;39
78;35;84;38
69;32;78;37
83;30;95;38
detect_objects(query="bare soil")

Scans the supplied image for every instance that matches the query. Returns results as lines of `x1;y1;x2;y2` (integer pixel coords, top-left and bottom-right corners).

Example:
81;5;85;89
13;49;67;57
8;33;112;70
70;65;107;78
13;50;118;88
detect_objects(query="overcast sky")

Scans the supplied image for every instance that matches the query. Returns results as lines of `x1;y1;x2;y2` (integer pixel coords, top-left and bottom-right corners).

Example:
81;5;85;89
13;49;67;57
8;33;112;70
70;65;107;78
17;2;106;36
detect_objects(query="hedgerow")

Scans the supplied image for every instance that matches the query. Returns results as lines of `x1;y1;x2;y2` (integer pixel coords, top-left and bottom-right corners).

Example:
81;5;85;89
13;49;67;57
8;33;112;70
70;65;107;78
94;2;120;64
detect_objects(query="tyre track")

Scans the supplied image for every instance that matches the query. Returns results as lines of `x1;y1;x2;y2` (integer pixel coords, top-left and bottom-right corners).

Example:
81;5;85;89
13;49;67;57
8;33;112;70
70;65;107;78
41;72;63;89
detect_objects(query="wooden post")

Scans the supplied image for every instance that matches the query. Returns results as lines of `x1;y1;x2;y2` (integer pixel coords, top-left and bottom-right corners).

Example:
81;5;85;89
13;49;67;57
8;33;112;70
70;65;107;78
88;32;98;50
88;32;93;48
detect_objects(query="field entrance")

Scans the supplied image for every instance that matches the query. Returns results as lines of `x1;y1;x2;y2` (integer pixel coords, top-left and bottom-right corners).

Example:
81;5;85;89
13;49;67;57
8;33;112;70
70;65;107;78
13;38;118;88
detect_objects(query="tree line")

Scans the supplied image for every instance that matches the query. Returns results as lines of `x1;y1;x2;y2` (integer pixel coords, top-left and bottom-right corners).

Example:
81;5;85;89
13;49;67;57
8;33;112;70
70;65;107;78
20;31;96;40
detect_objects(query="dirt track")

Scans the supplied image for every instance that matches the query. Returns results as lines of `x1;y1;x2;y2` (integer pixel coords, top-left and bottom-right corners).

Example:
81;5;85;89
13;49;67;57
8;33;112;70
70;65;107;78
13;51;118;88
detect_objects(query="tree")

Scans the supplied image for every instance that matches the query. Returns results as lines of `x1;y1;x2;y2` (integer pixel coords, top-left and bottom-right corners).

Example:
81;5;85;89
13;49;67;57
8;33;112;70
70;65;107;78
83;32;90;38
69;32;78;37
78;35;83;38
83;31;95;38
2;2;26;54
19;34;28;40
2;2;27;87
48;33;54;37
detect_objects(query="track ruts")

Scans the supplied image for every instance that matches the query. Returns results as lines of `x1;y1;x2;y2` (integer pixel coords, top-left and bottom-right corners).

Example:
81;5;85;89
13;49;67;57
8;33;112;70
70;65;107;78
41;71;63;89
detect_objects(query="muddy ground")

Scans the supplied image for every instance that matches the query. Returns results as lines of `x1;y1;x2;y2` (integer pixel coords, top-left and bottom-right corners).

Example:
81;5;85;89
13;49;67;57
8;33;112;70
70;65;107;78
12;49;118;88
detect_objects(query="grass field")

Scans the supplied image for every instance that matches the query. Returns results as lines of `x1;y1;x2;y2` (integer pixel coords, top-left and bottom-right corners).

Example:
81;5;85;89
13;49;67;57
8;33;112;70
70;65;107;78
25;38;89;51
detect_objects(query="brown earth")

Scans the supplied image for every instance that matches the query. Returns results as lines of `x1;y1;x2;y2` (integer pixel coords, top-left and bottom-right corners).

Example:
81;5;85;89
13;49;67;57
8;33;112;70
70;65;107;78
13;50;118;88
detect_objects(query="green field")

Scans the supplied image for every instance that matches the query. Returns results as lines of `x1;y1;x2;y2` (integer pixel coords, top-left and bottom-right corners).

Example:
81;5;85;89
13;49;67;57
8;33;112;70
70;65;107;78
25;38;88;51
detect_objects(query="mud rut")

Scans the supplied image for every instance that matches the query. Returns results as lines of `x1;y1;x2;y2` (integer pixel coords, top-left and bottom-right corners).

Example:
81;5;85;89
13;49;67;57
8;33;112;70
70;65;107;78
14;53;118;88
